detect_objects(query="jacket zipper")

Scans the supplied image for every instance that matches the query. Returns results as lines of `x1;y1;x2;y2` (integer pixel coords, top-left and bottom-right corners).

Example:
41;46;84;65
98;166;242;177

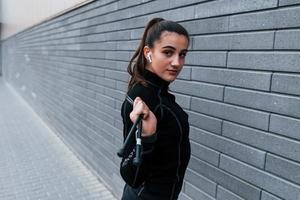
138;184;145;196
161;105;183;200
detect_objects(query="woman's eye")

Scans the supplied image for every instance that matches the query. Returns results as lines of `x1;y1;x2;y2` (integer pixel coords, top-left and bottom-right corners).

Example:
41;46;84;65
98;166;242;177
164;51;173;56
180;53;187;58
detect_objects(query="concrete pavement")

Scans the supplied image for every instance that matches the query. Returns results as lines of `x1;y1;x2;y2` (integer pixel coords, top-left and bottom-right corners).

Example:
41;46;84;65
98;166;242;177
0;77;118;200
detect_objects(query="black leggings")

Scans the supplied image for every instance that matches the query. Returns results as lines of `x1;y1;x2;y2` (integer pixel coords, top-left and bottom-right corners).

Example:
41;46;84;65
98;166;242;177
121;184;141;200
121;183;178;200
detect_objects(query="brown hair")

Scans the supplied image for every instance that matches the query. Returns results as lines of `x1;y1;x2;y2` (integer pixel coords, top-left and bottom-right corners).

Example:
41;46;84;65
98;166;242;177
127;18;190;90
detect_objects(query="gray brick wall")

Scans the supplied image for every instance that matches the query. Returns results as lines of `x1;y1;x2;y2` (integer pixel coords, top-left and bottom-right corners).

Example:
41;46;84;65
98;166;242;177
1;1;300;199
0;41;2;76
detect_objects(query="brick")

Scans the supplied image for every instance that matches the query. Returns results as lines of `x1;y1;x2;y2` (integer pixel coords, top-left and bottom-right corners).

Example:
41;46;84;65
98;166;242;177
171;0;207;7
187;110;222;134
95;94;115;107
80;42;118;51
189;156;260;200
115;81;127;92
191;97;269;130
170;79;224;101
229;7;300;31
100;103;120;119
58;50;97;59
261;191;282;200
172;93;191;109
95;77;116;89
190;126;266;168
93;31;132;42
224;87;300;119
185;168;217;197
178;192;193;200
216;186;244;200
177;66;191;80
104;70;129;82
185;51;227;67
94;59;119;70
104;87;125;101
86;67;105;77
266;153;300;185
275;30;300;49
115;100;123;111
165;6;196;22
95;1;170;27
84;129;115;159
117;0;151;9
182;16;229;35
193;31;274;50
190;140;220;167
269;114;300;141
81;25;98;35
130;28;144;40
129;0;170;19
271;73;300;96
191;67;271;91
105;51;131;61
83;2;118;22
67;19;90;30
279;0;300;6
220;155;300;200
227;51;300;72
116;40;139;51
223;121;300;162
184;182;215;200
87;81;106;94
195;0;277;18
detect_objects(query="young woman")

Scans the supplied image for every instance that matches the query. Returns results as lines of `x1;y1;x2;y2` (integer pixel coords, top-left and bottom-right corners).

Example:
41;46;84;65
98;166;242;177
120;18;191;200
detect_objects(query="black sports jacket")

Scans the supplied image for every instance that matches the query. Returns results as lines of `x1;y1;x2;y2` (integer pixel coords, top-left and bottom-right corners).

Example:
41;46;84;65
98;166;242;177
120;69;191;200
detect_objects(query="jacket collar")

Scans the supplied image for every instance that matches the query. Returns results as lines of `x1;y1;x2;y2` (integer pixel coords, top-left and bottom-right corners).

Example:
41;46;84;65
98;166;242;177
143;69;170;90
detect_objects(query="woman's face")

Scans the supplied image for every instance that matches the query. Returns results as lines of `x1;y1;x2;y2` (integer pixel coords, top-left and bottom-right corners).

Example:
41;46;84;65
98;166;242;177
144;31;189;82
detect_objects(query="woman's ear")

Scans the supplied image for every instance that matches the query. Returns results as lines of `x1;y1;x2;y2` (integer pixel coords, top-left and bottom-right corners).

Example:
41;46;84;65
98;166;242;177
143;46;152;63
147;54;152;63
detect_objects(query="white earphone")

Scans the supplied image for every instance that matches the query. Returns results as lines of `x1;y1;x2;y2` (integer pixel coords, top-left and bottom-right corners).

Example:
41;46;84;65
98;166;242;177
147;53;152;63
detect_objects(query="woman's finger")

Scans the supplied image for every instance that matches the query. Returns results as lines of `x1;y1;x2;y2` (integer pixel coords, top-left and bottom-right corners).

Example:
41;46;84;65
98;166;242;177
129;97;157;134
133;97;142;107
131;97;151;120
131;98;143;120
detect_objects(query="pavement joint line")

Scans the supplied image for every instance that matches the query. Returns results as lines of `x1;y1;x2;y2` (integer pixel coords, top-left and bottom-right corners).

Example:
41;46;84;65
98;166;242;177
0;78;117;200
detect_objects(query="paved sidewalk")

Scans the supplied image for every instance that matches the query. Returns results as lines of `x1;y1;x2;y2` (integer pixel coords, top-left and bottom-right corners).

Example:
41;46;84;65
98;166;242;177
0;78;117;200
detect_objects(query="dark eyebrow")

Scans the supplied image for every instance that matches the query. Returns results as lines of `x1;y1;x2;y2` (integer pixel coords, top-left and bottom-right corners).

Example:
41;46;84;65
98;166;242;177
162;45;188;52
162;46;176;50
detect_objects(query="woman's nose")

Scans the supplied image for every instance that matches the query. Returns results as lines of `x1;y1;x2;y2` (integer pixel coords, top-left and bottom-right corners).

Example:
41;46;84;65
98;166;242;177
171;56;180;67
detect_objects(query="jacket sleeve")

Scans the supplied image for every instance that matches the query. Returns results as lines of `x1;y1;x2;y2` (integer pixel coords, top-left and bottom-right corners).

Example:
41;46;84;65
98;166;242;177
119;85;160;188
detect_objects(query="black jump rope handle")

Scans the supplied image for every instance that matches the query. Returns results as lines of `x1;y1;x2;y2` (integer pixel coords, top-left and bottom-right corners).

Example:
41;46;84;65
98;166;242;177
117;114;144;166
133;118;142;165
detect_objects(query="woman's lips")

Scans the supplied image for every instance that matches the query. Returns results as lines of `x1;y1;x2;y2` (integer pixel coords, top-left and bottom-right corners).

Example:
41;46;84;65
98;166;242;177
167;69;178;75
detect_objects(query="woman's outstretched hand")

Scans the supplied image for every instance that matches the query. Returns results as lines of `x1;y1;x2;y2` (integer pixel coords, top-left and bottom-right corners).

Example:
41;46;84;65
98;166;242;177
130;97;157;137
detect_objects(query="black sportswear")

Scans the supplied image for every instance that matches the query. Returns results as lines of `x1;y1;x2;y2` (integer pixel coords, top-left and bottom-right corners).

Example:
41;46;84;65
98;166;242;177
120;69;191;200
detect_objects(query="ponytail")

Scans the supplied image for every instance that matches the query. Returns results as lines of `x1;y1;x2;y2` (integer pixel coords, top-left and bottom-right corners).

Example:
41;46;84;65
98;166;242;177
127;18;164;90
127;18;189;90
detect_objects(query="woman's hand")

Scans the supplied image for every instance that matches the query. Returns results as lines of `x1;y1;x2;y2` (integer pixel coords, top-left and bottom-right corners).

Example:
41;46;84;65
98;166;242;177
130;97;157;137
